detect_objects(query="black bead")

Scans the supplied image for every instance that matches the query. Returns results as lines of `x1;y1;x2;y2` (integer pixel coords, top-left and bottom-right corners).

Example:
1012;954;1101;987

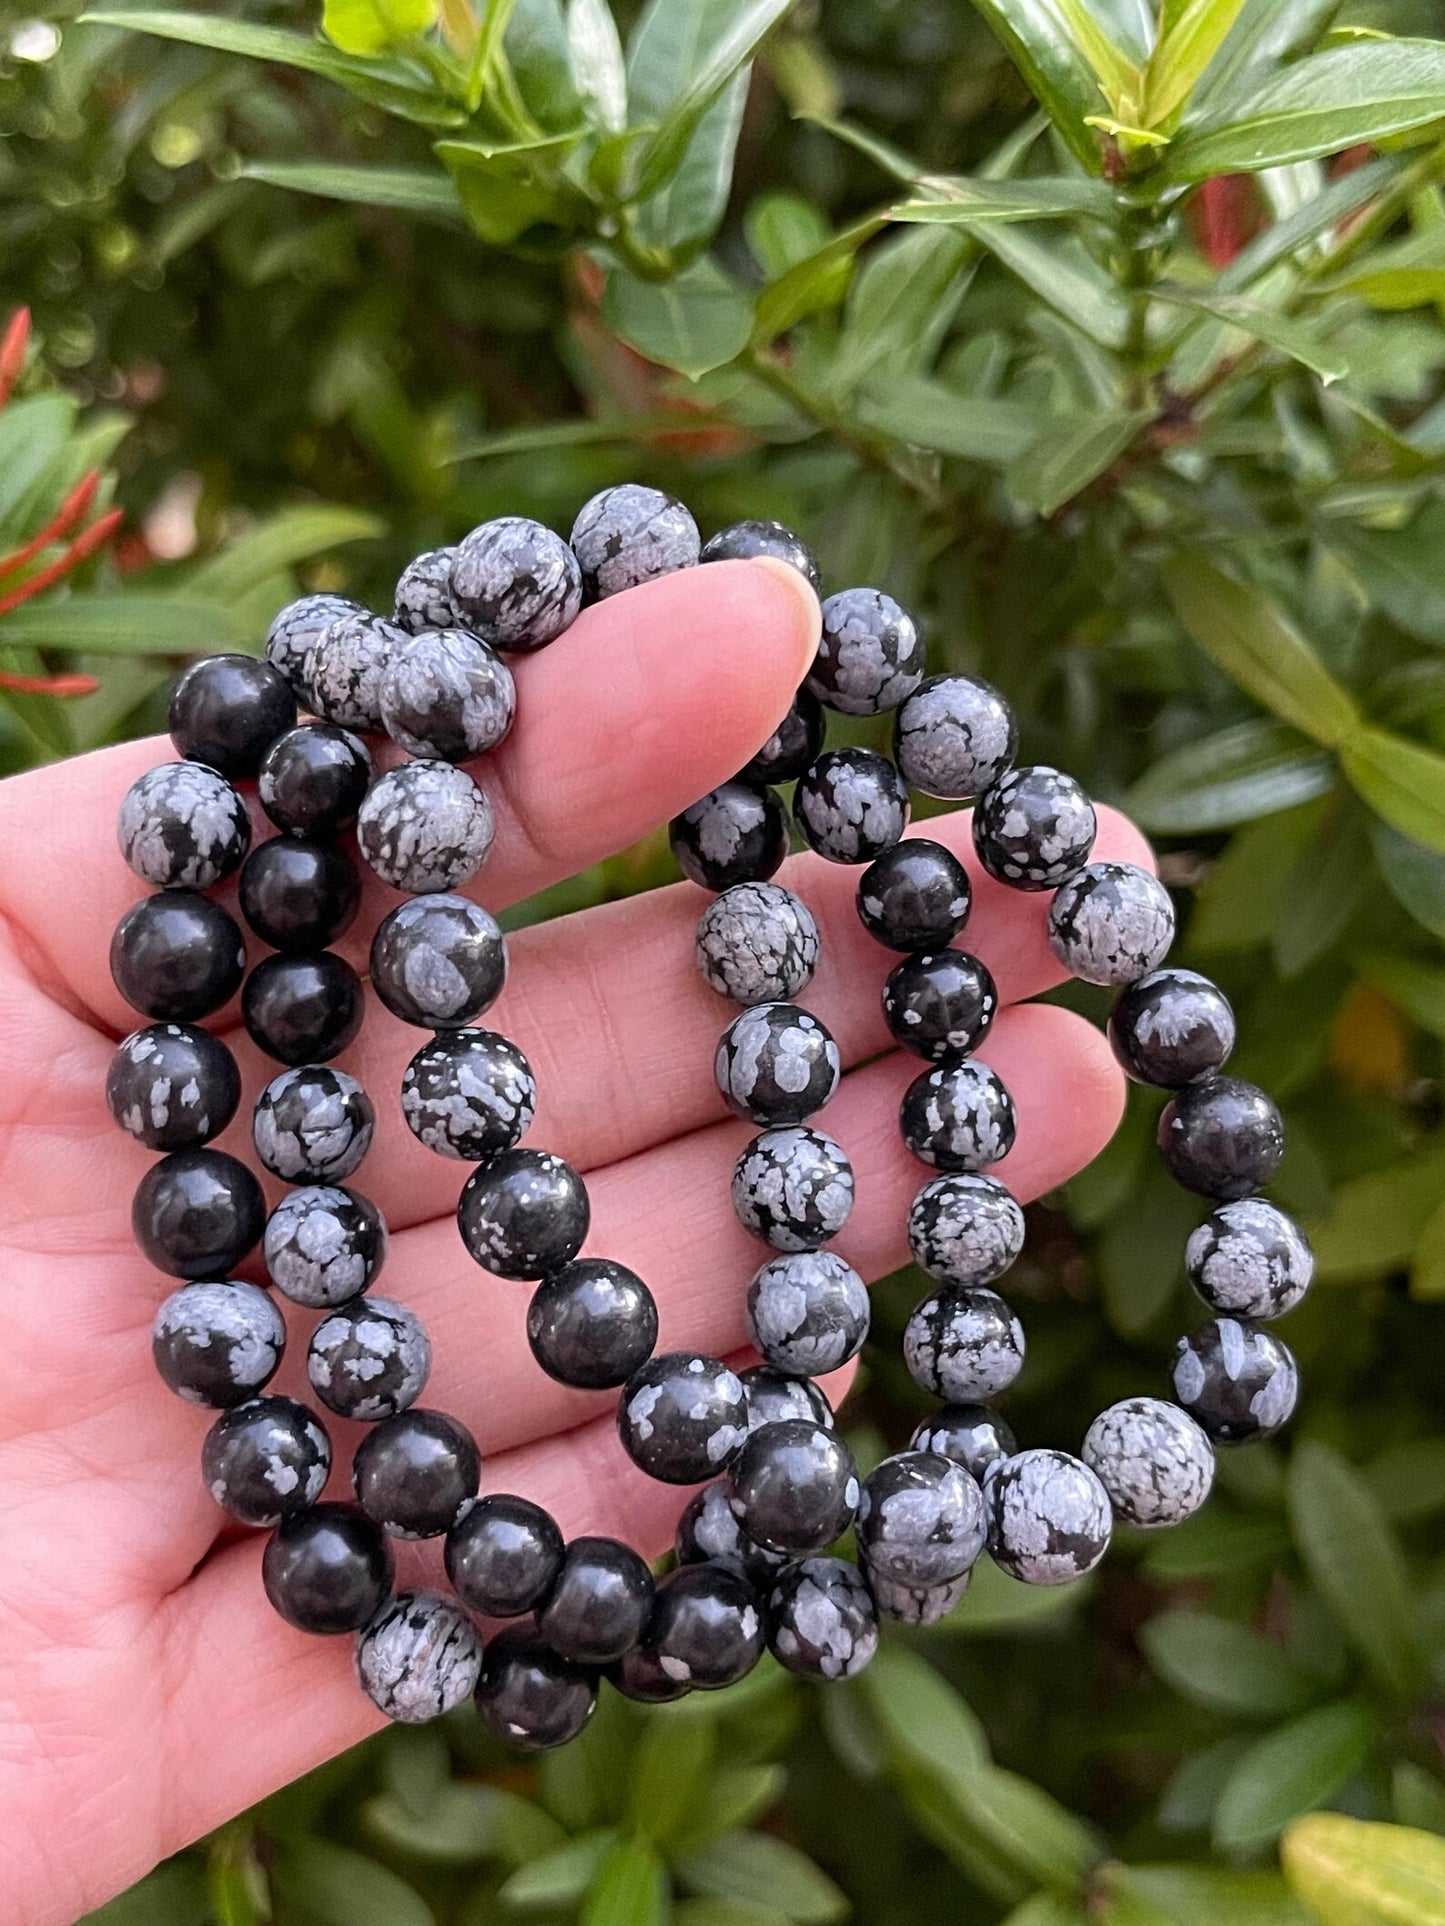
526;1259;659;1390
740;1366;835;1433
110;890;246;1022
794;748;910;865
242;952;364;1065
537;1536;654;1665
1171;1318;1299;1443
239;836;360;953
618;1352;750;1485
972;764;1096;891
106;1022;241;1151
738;688;826;785
475;1625;597;1750
674;1481;789;1589
883;948;998;1061
701;518;821;590
258;722;373;837
169;653;296;778
446;1494;564;1617
608;1643;693;1703
637;1565;764;1691
1158;1074;1284;1200
1109;968;1237;1087
352;1408;481;1539
726;1419;859;1556
857;838;972;952
457;1149;590;1280
670;780;790;892
201;1395;332;1527
132;1148;266;1279
262;1503;394;1634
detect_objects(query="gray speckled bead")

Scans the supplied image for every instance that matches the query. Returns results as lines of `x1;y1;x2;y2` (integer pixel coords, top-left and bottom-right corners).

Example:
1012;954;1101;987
570;484;700;601
715;1002;841;1127
973;765;1096;891
908;1173;1026;1289
990;1448;1113;1585
768;1556;878;1681
617;1352;750;1485
264;1184;387;1308
1171;1318;1299;1443
1109;968;1236;1088
380;628;516;763
747;1250;870;1377
894;674;1017;800
856;1450;987;1587
732;1125;854;1252
1048;862;1175;987
900;1059;1017;1172
671;782;789;893
370;894;506;1029
1083;1397;1215;1529
809;588;924;716
106;1021;241;1152
696;883;819;1006
152;1280;286;1407
675;1480;789;1589
401;1028;536;1161
903;1286;1025;1402
865;1561;972;1626
357;759;494;894
266;593;363;701
1186;1198;1314;1320
253;1065;373;1185
308;1295;431;1422
202;1395;331;1526
909;1402;1016;1481
701;518;821;590
304;610;410;733
741;1365;835;1433
394;547;462;635
451;516;583;651
356;1590;483;1724
794;748;910;866
118;761;250;889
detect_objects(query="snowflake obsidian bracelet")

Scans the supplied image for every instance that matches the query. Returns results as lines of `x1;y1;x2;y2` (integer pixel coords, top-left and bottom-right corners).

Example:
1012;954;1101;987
108;485;1310;1743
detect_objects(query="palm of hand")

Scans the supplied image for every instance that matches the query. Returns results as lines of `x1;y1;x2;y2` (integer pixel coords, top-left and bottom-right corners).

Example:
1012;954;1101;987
0;561;1143;1926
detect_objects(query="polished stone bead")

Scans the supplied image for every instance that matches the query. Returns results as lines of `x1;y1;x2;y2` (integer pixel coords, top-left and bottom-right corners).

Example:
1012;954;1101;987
1048;861;1175;987
741;1365;835;1432
259;722;372;837
118;761;250;890
907;1173;1025;1289
1159;1074;1284;1199
903;1286;1026;1402
106;1022;241;1151
263;1503;394;1634
451;516;583;651
696;882;819;1005
701;518;820;590
794;748;910;865
909;1402;1016;1482
132;1148;265;1278
475;1625;596;1749
239;835;360;952
972;765;1095;891
264;1184;387;1307
243;952;364;1065
356;1589;483;1723
738;688;825;785
254;1065;374;1183
570;483;699;600
110;889;246;1022
608;1642;693;1703
727;1418;859;1555
308;1295;431;1422
899;1059;1017;1171
1171;1318;1299;1442
357;758;494;895
674;1480;788;1589
380;627;516;762
446;1494;564;1617
731;1125;854;1252
526;1258;658;1389
857;838;971;952
352;1407;481;1538
1186;1197;1314;1320
265;593;363;701
894;673;1017;800
1109;968;1236;1087
715;1002;841;1127
1083;1397;1215;1529
169;653;295;778
401;1028;536;1160
394;546;463;635
457;1148;589;1279
809;588;924;715
990;1449;1112;1585
152;1280;286;1407
864;1561;971;1626
855;1450;987;1587
202;1395;331;1526
639;1565;764;1691
670;781;789;892
883;947;998;1061
304;610;410;733
617;1352;749;1484
370;894;507;1027
538;1536;654;1664
768;1556;878;1680
747;1250;870;1377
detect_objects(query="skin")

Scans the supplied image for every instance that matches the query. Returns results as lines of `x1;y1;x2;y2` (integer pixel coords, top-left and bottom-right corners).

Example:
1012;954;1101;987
0;558;1149;1924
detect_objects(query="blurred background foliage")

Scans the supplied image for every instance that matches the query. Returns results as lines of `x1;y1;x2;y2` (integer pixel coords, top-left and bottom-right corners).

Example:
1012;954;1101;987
6;0;1445;1920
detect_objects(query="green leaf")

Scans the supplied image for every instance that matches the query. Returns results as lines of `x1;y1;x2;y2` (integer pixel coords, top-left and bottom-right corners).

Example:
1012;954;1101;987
1283;1814;1445;1926
323;0;437;55
1274;800;1372;978
677;1833;847;1923
1143;0;1249;126
1000;1898;1089;1926
187;506;382;601
750;215;889;345
1097;1172;1198;1335
581;1839;668;1926
1393;1763;1445;1835
508;0;583;127
671;1766;787;1858
827;224;974;395
858;376;1048;465
1117;1862;1312;1925
1370;820;1445;938
1308;1140;1445;1280
1342;726;1445;855
436;132;585;243
900;1760;1101;1895
568;0;627;130
1054;0;1140;113
1127;720;1336;832
239;162;461;218
1356;951;1445;1040
1364;1438;1445;1524
0;594;241;654
971;227;1129;349
1152;286;1347;384
893;174;1116;223
363;1783;563;1865
1007;410;1150;514
502;1831;619;1908
1214;1704;1374;1853
1323;226;1445;310
627;0;792;205
858;1644;990;1777
273;1842;434;1926
674;1903;792;1926
76;1861;210;1926
625;1715;717;1849
943;1551;1095;1632
627;0;756;251
1140;1613;1320;1720
1408;1191;1445;1302
966;0;1115;171
1329;502;1445;646
604;257;751;377
1219;158;1398;291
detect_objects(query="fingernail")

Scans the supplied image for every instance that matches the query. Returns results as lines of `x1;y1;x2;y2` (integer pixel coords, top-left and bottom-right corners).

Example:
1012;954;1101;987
751;555;822;672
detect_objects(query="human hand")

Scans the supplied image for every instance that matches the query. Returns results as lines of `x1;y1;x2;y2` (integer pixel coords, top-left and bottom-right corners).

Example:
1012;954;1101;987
0;557;1148;1925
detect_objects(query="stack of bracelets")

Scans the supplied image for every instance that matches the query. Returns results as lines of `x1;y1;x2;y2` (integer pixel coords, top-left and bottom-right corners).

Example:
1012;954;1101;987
107;484;1311;1745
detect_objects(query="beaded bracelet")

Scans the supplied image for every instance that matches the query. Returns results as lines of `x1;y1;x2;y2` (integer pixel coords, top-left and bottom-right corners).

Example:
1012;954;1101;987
107;485;1310;1744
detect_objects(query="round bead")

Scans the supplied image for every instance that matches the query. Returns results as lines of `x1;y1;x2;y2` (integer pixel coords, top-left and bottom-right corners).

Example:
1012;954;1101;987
696;882;819;1005
907;1173;1025;1289
401;1028;536;1161
894;674;1016;800
746;1250;870;1377
865;1564;971;1627
265;592;363;701
117;761;250;890
972;765;1096;891
741;1365;835;1433
1082;1398;1215;1529
352;1408;481;1538
768;1556;878;1681
370;894;506;1028
380;627;516;762
264;1184;387;1307
475;1626;596;1750
254;1065;374;1183
675;1481;788;1589
259;722;372;837
152;1280;286;1407
110;889;246;1022
670;781;789;892
794;749;910;865
450;516;583;651
446;1494;564;1618
304;611;410;733
106;1022;241;1151
132;1148;265;1279
727;1419;859;1555
739;688;825;785
617;1352;749;1484
731;1125;854;1253
883;947;998;1061
909;1402;1016;1482
394;547;462;635
263;1503;394;1635
537;1537;654;1664
356;1589;483;1724
714;1002;841;1127
701;518;820;590
169;654;295;778
308;1295;431;1422
855;1450;987;1587
857;838;971;952
990;1449;1112;1585
570;484;700;600
243;952;364;1066
809;587;923;716
899;1059;1017;1171
239;835;360;952
526;1259;658;1390
457;1149;589;1280
903;1286;1026;1402
1171;1319;1299;1442
1108;968;1236;1087
1186;1198;1314;1320
1159;1075;1284;1200
1048;862;1175;988
201;1395;331;1526
639;1565;764;1691
356;759;494;895
608;1644;692;1704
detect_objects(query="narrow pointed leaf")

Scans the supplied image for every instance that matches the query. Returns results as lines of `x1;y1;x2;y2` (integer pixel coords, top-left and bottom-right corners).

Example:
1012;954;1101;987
322;0;437;56
1128;720;1335;831
859;376;1049;464
1342;726;1445;855
1153;286;1347;383
628;0;791;204
893;174;1116;222
239;162;462;216
1284;1814;1445;1926
1144;0;1249;126
1008;409;1148;512
567;0;627;130
966;0;1114;170
1214;1704;1374;1852
1140;1613;1319;1720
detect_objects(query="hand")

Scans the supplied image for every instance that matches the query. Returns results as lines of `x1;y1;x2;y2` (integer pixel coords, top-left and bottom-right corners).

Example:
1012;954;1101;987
0;558;1147;1925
